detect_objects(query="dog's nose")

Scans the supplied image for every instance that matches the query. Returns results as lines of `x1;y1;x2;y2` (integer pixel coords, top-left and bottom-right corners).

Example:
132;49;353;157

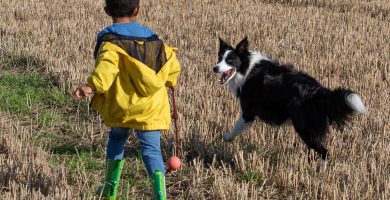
213;66;219;73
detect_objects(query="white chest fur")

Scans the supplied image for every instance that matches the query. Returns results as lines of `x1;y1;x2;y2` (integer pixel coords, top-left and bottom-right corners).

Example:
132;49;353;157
227;73;245;98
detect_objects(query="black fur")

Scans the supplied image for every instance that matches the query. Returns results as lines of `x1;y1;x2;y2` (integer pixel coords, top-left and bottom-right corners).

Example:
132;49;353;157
216;37;361;160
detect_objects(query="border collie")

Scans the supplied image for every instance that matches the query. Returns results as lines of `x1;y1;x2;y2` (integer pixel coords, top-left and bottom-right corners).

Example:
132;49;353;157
213;37;367;160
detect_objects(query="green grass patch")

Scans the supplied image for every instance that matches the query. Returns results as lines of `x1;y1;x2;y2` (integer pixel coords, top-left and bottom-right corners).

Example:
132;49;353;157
47;145;105;174
50;145;99;155
46;152;103;185
0;52;75;114
306;167;314;176
66;152;104;172
33;131;58;146
0;53;113;198
38;110;55;126
0;72;74;114
0;73;47;114
49;89;74;108
65;153;104;171
239;170;263;185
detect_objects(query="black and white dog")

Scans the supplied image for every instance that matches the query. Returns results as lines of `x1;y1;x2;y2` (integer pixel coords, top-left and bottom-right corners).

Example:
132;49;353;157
213;37;367;160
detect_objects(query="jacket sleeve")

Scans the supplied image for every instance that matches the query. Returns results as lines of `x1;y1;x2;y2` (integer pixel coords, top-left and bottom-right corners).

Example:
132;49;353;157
87;49;120;94
165;49;181;88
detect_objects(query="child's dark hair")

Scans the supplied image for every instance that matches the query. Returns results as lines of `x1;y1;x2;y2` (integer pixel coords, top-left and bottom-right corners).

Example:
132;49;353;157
105;0;140;17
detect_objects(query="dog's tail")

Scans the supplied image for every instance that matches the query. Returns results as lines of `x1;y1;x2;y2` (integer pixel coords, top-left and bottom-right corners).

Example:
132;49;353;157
318;88;367;126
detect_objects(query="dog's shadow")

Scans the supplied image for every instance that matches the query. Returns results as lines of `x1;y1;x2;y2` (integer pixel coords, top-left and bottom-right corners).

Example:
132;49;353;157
161;121;239;170
122;122;253;171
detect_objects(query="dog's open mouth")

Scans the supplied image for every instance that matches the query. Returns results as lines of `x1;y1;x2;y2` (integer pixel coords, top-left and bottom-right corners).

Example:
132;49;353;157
220;68;236;84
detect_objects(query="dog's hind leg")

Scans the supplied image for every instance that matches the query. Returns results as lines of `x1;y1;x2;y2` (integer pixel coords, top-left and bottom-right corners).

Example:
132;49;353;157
289;106;329;161
294;125;328;161
223;112;253;142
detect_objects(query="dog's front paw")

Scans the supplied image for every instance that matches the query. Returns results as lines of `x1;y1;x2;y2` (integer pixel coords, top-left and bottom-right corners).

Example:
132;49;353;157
223;133;234;142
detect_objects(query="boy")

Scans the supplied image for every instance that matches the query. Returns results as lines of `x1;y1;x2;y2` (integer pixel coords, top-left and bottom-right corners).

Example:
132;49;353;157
73;0;180;199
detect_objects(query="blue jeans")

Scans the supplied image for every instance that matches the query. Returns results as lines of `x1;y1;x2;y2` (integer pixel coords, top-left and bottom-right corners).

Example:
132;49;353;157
106;127;165;176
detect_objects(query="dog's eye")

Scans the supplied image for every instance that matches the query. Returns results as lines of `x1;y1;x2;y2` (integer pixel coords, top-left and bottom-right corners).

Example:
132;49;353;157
226;59;233;64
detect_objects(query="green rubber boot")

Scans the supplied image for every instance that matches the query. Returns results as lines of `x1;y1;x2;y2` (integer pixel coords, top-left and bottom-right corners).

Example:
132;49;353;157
151;170;166;200
96;159;125;200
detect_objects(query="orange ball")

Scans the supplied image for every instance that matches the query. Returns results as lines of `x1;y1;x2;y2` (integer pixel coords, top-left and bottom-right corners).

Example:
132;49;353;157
167;156;181;170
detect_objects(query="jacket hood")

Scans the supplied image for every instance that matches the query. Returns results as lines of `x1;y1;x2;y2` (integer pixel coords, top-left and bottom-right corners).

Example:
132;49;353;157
97;22;156;41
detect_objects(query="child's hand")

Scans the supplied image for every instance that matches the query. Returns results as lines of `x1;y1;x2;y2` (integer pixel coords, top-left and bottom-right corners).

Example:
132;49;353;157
170;85;178;91
72;86;93;100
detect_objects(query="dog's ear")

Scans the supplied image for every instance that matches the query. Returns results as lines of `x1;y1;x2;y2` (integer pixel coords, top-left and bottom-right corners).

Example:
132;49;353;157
235;36;249;54
218;37;233;53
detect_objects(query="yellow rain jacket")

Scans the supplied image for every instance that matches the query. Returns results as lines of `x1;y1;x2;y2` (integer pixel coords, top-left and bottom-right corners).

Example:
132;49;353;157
87;38;180;130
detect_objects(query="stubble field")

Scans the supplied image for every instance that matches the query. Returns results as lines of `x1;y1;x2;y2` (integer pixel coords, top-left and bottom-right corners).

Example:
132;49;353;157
0;0;389;199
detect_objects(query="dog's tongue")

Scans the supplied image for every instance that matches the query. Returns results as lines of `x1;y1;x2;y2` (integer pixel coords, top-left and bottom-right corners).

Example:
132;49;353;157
220;69;234;84
221;71;229;79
